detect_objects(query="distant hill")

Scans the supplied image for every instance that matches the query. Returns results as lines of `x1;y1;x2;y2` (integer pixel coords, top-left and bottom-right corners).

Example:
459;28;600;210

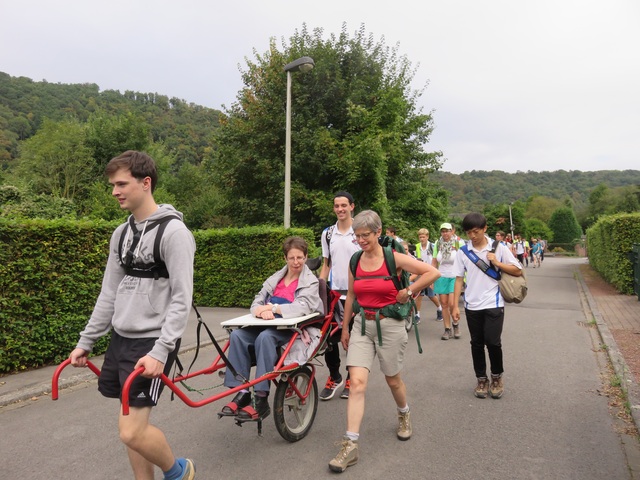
431;169;640;214
0;71;221;166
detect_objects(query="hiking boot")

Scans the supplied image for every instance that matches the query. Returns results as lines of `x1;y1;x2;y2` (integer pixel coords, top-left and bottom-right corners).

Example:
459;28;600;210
340;379;351;399
397;410;412;441
328;438;359;472
319;376;343;401
474;377;489;398
490;374;504;399
452;323;461;339
441;328;452;340
436;310;443;321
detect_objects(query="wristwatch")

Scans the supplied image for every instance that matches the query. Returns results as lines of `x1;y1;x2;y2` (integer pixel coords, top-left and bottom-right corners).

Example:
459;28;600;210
271;304;278;314
406;288;413;297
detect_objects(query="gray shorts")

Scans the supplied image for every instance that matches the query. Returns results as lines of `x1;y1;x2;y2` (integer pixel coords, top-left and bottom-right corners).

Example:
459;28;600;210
346;315;408;377
420;285;436;298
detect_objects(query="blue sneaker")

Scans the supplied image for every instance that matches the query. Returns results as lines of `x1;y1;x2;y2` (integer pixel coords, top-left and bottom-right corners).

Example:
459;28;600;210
180;459;196;480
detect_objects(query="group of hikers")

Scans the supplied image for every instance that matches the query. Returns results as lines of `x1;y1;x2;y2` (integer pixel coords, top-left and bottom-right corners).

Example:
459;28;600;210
496;231;546;269
68;151;524;478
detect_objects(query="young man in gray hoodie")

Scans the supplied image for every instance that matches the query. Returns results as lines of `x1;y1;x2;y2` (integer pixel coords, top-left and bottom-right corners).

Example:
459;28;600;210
69;151;196;480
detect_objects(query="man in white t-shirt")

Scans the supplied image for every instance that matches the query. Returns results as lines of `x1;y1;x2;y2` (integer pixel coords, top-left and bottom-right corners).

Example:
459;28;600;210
319;191;360;400
452;213;522;400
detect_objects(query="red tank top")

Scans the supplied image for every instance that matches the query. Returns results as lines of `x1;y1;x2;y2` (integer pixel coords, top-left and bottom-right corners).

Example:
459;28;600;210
353;258;399;309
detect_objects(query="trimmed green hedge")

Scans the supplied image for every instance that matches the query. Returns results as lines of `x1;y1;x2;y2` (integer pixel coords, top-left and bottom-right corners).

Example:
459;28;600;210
0;219;315;373
587;213;640;294
193;227;317;307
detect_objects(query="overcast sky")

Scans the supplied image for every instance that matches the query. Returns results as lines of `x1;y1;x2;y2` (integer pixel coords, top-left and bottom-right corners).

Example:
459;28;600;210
1;0;638;174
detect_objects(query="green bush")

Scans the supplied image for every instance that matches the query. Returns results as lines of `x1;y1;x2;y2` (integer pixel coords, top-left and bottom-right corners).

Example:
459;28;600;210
193;227;317;307
587;213;640;294
0;218;115;372
0;219;316;373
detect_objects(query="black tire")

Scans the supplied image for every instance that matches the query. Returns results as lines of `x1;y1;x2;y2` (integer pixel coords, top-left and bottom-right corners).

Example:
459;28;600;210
273;366;318;442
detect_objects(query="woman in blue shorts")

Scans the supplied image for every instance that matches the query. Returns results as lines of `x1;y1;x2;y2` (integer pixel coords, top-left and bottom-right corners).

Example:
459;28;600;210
432;223;462;340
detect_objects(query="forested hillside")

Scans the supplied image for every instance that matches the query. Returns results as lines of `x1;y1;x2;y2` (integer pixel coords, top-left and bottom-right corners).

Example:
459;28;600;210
433;169;640;215
0;72;220;167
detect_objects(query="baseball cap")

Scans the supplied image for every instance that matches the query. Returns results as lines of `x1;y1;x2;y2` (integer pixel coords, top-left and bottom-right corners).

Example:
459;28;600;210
439;222;452;230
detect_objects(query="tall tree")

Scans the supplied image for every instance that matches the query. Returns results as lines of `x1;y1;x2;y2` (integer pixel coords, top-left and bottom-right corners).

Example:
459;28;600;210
13;118;94;200
208;24;443;230
85;111;150;171
548;207;583;244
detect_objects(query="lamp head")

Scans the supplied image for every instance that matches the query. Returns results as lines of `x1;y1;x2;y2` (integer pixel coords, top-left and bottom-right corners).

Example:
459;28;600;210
284;56;315;73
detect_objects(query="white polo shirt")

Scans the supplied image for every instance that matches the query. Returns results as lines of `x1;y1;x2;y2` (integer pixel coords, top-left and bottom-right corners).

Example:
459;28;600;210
453;237;521;310
321;223;360;292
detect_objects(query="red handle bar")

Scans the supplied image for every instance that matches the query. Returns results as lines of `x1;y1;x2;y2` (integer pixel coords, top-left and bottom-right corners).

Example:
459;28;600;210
51;358;101;400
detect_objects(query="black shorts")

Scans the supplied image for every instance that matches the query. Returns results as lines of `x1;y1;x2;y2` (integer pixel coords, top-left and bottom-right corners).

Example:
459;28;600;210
98;331;180;407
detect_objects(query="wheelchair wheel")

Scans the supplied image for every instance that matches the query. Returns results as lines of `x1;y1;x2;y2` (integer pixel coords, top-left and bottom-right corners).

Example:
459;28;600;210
273;366;318;442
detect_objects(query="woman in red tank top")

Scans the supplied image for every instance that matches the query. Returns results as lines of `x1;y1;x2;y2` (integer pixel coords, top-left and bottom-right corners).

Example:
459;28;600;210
329;210;440;472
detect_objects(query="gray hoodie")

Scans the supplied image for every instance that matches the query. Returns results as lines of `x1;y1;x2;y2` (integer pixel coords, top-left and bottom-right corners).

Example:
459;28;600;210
76;204;195;364
250;264;322;318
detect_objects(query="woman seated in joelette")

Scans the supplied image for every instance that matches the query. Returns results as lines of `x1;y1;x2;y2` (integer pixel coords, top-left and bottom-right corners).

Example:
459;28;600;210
219;236;323;421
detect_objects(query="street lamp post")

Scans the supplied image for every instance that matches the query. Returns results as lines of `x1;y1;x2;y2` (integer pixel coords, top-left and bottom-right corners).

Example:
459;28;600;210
283;56;314;228
508;202;515;240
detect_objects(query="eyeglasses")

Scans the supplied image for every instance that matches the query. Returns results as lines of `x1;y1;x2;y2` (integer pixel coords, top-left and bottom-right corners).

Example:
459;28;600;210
355;231;374;240
286;256;306;263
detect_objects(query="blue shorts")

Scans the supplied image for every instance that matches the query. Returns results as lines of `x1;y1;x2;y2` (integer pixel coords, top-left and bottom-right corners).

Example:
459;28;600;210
433;276;455;295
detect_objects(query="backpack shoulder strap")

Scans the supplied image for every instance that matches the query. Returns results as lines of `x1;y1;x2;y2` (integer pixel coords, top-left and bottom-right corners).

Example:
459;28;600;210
323;224;335;263
380;245;404;291
349;249;363;278
152;215;181;264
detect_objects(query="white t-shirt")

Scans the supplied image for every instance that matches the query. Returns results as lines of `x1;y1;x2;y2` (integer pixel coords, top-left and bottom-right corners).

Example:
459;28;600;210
453;237;522;310
416;242;434;265
321;223;360;292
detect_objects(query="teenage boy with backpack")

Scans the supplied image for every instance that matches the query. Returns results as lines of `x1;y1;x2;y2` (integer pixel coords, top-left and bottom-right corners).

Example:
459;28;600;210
69;151;196;480
451;212;522;400
319;191;360;400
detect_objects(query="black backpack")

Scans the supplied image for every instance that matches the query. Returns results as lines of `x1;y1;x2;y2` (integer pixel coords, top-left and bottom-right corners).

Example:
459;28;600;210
117;215;182;279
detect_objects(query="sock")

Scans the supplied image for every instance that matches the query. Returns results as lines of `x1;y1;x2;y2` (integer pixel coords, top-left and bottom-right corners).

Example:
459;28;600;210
163;458;184;480
437;306;442;311
398;404;410;414
345;431;359;441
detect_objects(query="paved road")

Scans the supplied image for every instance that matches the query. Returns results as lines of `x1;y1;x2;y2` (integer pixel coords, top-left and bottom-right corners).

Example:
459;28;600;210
2;257;639;479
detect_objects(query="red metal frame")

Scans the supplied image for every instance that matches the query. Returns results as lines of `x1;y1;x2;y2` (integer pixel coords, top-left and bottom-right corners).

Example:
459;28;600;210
52;290;341;416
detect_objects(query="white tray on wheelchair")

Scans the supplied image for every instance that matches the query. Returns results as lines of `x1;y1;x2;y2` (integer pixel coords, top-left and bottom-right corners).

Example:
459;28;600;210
221;312;322;330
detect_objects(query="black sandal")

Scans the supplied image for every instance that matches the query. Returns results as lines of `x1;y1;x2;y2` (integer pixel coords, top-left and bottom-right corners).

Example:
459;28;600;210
218;391;251;417
236;395;270;422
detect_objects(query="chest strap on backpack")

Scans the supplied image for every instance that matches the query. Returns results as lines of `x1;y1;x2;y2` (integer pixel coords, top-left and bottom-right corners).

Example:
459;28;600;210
118;215;181;279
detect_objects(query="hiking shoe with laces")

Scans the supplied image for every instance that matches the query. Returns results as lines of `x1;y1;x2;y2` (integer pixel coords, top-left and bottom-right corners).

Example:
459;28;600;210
329;438;359;472
490;374;504;399
397;410;412;441
436;310;443;321
474;377;489;398
319;376;343;401
340;379;350;399
452;323;461;339
441;328;452;340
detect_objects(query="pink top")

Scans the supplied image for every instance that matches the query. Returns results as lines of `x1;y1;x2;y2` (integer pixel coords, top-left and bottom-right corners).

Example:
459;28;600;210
272;278;298;302
353;261;398;309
